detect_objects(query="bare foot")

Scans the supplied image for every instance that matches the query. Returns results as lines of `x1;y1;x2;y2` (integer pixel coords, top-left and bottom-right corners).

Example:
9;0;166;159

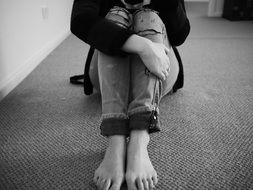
126;130;158;190
94;135;126;190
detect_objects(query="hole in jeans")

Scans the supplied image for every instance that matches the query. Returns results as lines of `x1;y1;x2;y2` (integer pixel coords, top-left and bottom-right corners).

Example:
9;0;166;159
136;29;162;37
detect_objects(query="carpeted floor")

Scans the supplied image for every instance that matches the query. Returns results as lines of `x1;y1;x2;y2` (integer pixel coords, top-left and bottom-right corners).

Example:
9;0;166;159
1;2;253;190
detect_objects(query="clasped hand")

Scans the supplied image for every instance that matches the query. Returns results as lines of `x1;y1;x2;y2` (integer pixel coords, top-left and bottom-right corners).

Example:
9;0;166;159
139;40;171;81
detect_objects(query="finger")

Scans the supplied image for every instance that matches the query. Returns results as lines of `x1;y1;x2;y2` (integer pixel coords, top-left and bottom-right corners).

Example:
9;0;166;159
164;45;170;55
163;70;169;79
166;70;169;77
166;56;171;65
137;177;144;190
163;73;167;81
166;65;170;73
164;60;170;73
165;63;169;71
165;66;170;74
142;179;149;190
154;71;164;81
165;56;170;67
159;69;167;80
159;73;166;81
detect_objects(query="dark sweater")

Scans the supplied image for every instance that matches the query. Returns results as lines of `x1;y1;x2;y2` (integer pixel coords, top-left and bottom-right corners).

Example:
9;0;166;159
71;0;190;55
70;0;190;95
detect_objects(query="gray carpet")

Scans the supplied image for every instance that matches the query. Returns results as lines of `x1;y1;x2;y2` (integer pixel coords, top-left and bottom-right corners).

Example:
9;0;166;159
1;2;253;190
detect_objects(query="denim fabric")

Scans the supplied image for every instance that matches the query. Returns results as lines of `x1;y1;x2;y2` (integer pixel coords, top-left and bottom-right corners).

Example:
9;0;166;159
89;7;179;137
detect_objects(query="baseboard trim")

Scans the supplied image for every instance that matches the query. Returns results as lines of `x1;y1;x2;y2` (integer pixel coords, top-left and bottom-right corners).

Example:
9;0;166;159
0;30;70;101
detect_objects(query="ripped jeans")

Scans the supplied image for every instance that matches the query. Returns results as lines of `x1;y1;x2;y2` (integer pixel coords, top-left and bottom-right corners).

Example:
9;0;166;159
89;7;179;137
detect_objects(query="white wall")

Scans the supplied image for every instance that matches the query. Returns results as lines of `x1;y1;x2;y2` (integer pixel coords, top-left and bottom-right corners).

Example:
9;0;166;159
0;0;74;101
185;0;224;17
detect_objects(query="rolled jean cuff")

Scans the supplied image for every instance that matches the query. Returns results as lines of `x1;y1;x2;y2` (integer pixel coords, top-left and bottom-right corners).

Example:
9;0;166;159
129;111;161;134
100;118;129;137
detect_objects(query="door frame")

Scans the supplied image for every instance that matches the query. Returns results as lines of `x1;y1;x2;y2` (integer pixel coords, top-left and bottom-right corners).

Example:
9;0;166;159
208;0;225;17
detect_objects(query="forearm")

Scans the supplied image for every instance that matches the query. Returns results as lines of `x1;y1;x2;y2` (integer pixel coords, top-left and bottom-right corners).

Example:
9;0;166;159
121;34;151;55
71;0;135;56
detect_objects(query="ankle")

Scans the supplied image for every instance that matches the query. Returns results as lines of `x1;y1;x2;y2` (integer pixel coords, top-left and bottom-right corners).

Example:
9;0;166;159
129;130;150;146
107;135;127;151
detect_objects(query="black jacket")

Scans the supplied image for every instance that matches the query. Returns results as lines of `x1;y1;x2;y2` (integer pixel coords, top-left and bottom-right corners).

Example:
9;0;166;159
70;0;190;95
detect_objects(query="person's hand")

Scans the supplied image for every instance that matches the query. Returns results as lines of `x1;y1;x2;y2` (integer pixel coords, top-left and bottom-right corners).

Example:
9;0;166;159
122;35;170;80
138;40;170;80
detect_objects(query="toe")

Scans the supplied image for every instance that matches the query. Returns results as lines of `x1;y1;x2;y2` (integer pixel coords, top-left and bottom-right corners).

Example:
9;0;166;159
152;173;158;186
93;174;99;184
98;178;105;190
95;178;101;188
137;177;144;190
103;179;111;190
126;176;138;190
109;180;121;190
109;184;120;190
147;177;154;189
142;178;149;190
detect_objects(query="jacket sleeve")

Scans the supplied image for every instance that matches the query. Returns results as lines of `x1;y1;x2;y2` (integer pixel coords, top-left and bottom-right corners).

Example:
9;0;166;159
153;0;190;46
70;0;135;55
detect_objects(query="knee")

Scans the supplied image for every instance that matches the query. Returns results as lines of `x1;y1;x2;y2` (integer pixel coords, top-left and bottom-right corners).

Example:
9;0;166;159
105;6;132;29
133;9;164;37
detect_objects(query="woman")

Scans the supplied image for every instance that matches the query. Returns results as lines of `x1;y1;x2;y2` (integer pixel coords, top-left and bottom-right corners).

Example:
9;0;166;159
71;0;190;189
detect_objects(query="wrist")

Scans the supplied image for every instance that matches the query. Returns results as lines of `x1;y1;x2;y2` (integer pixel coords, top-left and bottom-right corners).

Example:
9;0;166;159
137;36;152;56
